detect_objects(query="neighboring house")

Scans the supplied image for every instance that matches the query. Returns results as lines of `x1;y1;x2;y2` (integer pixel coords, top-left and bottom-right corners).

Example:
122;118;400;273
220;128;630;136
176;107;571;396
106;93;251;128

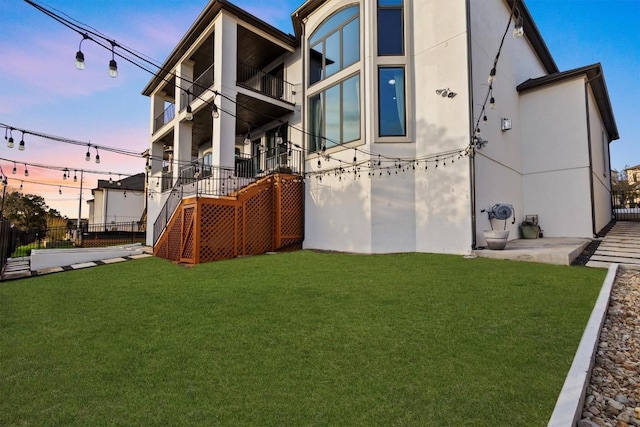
625;165;640;186
144;0;618;262
87;173;146;227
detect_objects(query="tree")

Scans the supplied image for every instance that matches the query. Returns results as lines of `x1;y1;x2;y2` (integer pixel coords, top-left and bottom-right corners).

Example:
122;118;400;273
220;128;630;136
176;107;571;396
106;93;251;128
0;190;66;230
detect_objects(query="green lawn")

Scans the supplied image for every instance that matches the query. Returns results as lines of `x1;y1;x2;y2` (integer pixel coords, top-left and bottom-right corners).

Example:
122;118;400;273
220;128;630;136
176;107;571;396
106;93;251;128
0;251;605;426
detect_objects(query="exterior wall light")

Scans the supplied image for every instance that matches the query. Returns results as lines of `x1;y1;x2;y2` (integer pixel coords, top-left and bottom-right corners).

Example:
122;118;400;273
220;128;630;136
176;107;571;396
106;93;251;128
501;118;512;131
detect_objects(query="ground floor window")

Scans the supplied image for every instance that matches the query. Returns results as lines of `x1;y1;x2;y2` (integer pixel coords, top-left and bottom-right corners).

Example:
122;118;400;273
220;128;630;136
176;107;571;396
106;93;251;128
309;73;360;152
378;67;406;137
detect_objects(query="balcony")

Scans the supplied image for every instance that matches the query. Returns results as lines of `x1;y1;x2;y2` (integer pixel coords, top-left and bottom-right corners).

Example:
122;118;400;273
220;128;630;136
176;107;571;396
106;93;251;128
237;63;295;104
181;64;215;108
154;103;175;132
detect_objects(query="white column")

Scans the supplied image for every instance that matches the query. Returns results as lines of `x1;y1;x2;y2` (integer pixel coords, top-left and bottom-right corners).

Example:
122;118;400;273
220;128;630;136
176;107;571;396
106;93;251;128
173;121;193;183
211;13;238;169
150;91;166;134
177;60;194;112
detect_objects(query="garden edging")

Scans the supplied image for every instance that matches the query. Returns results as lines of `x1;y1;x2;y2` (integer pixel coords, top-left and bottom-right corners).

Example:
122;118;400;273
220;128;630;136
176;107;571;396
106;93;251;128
547;263;619;426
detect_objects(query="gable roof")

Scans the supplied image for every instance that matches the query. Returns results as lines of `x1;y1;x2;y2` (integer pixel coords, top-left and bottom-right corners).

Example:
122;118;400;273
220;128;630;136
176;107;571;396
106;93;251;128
142;0;296;96
516;63;619;141
93;173;145;192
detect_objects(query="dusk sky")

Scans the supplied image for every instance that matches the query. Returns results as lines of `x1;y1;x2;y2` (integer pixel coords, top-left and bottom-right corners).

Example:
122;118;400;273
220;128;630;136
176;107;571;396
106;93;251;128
0;0;638;218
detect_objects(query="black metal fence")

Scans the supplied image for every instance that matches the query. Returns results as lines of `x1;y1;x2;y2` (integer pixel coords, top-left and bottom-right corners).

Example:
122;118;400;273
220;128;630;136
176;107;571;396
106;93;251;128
0;221;146;262
612;190;640;221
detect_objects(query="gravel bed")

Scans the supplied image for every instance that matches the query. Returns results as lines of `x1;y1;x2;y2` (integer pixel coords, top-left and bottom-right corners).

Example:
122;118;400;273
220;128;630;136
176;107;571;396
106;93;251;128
578;267;640;427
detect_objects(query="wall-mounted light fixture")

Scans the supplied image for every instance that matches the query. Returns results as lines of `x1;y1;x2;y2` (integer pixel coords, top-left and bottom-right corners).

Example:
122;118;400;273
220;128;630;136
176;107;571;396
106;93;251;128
435;88;457;98
501;118;512;131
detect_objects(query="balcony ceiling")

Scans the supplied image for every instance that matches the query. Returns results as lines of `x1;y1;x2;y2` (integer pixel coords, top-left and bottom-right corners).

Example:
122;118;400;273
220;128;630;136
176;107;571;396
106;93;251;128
238;25;289;70
235;93;293;136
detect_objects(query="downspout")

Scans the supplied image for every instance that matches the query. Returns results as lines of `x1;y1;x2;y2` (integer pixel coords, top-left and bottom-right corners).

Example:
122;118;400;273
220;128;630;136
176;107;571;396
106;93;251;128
299;13;307;246
584;71;602;236
465;0;477;249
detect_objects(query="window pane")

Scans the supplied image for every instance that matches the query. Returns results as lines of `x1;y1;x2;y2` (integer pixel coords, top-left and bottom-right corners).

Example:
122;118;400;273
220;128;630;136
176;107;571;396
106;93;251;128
309;43;323;85
309;94;323;152
324;31;341;78
378;68;406;137
310;6;359;44
378;9;403;55
342;17;359;68
378;0;402;6
342;75;360;143
325;84;341;148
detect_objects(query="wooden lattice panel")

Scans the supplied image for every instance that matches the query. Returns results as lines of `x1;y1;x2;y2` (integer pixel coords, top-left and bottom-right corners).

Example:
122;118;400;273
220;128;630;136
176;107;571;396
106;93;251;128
181;206;195;263
278;178;304;249
243;186;274;255
199;202;237;262
153;174;304;264
167;210;183;261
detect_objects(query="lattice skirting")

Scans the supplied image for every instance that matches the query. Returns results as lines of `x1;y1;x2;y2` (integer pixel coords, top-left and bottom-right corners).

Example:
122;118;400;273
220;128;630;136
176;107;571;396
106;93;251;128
154;174;304;264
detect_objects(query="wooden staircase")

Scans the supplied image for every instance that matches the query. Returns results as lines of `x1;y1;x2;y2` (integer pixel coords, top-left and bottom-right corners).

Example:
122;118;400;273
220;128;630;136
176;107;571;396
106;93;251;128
153;173;304;264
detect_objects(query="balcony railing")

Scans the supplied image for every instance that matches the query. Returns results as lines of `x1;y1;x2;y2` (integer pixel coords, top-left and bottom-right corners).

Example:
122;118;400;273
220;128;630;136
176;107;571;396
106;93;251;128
154;103;175;132
180;63;215;109
237;63;295;104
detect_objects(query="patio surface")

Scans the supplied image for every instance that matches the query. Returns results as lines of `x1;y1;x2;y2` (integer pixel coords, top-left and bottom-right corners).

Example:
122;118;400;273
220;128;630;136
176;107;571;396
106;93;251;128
472;237;591;266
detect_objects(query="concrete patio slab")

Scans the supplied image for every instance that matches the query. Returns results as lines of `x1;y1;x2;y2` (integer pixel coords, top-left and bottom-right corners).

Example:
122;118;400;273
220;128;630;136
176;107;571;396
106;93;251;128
472;237;590;265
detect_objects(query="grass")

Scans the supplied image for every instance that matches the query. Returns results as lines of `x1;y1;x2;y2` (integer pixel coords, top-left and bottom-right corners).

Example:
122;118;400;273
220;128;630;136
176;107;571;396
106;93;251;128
11;240;74;258
0;251;605;426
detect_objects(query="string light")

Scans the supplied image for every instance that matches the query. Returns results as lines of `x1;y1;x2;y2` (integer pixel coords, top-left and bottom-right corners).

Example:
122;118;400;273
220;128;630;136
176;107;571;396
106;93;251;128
12;162;16;175
108;40;118;78
58;186;62;195
7;129;13;148
85;145;91;161
95;147;100;164
24;163;29;177
75;34;88;70
211;103;219;119
18;132;25;151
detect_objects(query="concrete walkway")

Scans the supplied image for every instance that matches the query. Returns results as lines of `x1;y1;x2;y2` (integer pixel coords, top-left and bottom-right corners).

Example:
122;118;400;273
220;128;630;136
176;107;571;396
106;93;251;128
1;246;154;281
586;221;640;268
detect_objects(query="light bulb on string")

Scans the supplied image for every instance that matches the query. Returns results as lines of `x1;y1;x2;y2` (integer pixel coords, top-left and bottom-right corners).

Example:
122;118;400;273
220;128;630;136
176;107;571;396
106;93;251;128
488;67;496;83
7;129;13;149
12;162;16;175
24;164;29;177
85;145;91;161
185;105;193;121
58;186;62;195
211;103;219;119
75;34;88;70
63;169;68;180
513;11;524;38
95;147;100;164
490;96;496;109
74;171;78;182
108;41;118;78
18;132;25;151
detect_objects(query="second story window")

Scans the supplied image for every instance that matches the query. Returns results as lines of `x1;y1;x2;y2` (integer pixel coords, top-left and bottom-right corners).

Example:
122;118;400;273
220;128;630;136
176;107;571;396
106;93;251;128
309;5;360;85
377;0;404;56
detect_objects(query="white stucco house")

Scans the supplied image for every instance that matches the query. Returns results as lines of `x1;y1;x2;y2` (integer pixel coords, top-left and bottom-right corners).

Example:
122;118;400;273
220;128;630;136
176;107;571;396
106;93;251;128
144;0;618;263
87;173;146;227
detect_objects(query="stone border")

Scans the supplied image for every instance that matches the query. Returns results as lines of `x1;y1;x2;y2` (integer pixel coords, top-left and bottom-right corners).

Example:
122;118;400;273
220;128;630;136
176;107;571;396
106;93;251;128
547;263;619;426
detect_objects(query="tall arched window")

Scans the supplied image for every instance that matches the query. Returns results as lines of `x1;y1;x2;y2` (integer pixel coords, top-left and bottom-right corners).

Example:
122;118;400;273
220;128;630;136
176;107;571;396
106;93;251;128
308;5;361;152
309;5;360;85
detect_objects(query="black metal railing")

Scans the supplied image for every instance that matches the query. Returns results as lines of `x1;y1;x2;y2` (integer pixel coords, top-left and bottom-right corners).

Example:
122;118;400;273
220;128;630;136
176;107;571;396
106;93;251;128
180;64;215;109
612;190;640;221
152;146;303;246
154;103;175;132
1;221;146;260
237;63;295;104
